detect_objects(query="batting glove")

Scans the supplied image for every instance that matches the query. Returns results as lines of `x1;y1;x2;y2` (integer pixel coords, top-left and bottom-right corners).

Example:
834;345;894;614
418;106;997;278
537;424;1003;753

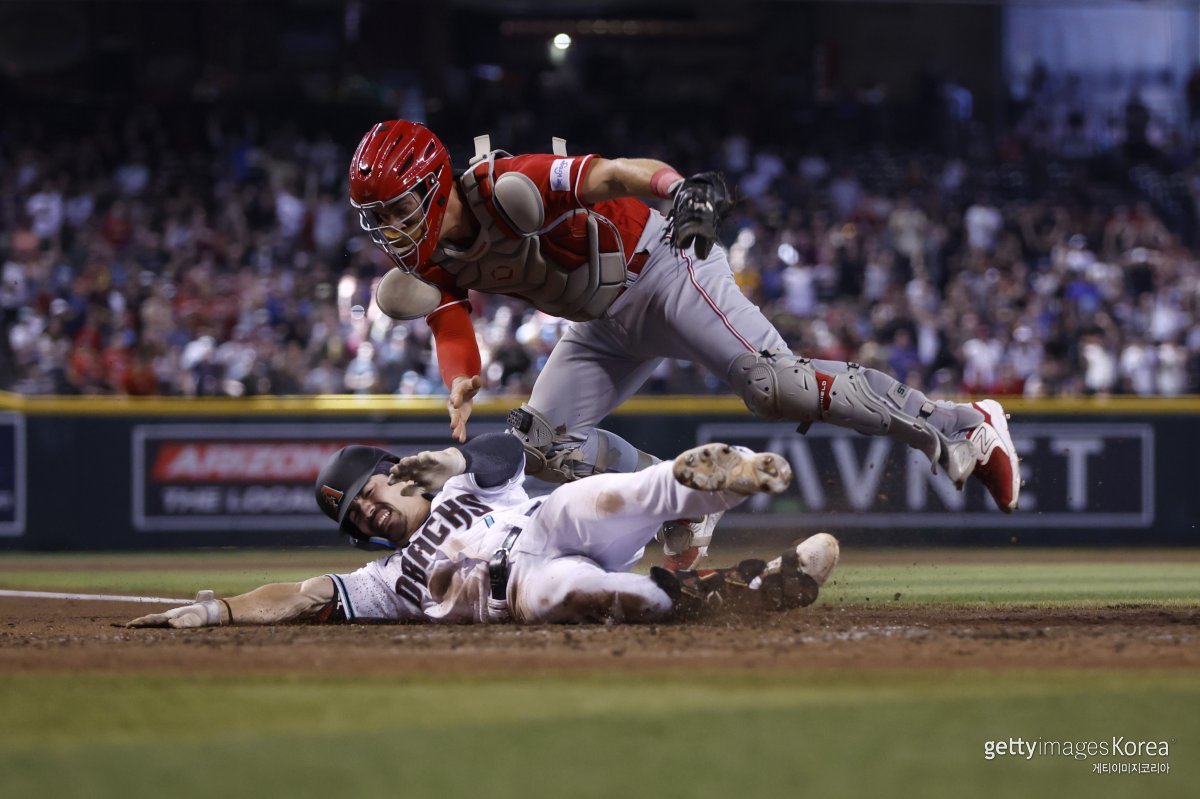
124;590;225;628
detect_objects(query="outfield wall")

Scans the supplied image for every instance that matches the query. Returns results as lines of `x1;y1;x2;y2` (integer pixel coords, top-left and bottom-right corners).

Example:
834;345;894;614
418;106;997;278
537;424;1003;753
0;393;1196;549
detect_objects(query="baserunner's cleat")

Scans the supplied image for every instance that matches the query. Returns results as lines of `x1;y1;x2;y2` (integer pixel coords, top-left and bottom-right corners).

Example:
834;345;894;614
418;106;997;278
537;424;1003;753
749;533;840;609
673;444;792;495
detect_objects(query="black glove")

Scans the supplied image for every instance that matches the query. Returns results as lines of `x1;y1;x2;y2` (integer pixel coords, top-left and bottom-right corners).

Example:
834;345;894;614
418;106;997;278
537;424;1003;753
667;172;733;259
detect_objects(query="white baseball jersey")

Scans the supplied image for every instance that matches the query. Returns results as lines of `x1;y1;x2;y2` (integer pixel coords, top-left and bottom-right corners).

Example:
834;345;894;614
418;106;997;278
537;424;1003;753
327;457;754;625
328;468;541;623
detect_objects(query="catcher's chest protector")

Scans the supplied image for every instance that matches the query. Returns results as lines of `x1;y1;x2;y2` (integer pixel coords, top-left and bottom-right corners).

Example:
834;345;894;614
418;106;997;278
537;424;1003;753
432;135;631;322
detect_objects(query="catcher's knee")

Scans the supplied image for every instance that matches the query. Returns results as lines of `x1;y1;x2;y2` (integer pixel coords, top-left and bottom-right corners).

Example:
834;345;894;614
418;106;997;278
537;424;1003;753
729;351;890;436
729;350;824;423
506;404;657;483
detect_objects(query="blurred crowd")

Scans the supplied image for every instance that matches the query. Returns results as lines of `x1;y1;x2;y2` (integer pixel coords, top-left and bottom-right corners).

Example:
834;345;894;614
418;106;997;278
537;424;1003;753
3;93;1200;401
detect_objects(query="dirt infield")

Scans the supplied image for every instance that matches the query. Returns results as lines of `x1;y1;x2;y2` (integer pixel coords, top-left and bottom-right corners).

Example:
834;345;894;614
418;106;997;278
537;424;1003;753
2;597;1195;675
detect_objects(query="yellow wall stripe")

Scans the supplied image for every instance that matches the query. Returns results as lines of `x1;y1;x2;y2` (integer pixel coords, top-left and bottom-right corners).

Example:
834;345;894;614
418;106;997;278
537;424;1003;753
3;391;1200;416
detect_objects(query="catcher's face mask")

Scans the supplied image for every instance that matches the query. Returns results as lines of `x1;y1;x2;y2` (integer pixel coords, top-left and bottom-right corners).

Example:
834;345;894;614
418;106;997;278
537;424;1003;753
353;176;440;273
348;120;454;274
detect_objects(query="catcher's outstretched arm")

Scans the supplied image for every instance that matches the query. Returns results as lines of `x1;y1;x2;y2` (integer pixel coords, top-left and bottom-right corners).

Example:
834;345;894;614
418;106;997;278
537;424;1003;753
580;159;732;259
125;576;336;629
579;158;681;203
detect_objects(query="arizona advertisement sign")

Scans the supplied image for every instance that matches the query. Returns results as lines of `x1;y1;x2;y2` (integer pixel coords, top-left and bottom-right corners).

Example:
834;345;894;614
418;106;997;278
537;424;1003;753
132;423;502;532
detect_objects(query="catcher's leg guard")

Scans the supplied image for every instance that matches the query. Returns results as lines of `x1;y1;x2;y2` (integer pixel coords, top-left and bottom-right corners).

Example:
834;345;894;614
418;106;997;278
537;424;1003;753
506;404;657;483
729;351;981;486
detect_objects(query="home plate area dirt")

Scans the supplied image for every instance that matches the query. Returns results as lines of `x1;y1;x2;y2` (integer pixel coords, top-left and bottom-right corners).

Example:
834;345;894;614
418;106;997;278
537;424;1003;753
1;598;1195;675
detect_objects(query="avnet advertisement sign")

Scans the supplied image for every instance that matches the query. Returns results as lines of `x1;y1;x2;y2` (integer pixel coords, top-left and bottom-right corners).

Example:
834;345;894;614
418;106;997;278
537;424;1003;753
133;423;503;532
698;422;1155;529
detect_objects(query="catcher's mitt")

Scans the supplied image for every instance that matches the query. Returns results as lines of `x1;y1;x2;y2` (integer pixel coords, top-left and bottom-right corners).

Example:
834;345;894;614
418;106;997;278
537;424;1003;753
667;171;733;259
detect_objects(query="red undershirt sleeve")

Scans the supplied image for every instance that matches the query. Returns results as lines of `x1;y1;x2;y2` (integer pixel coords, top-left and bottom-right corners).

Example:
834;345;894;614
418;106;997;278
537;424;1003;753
427;302;481;389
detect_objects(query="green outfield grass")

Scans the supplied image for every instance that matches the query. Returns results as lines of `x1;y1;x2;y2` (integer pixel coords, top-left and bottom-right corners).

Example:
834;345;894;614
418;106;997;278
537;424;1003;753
1;549;1195;797
820;561;1200;607
0;671;1193;799
2;549;1198;606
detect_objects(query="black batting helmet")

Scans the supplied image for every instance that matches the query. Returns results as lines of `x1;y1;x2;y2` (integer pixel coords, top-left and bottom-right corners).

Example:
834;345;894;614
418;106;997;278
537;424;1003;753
314;445;398;550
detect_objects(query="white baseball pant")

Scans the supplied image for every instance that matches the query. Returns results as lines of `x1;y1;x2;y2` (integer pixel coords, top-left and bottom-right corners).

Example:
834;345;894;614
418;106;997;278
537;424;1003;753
507;460;751;623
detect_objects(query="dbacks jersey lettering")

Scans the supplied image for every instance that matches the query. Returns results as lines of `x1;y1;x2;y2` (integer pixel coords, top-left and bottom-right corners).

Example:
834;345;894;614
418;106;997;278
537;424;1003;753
394;493;494;606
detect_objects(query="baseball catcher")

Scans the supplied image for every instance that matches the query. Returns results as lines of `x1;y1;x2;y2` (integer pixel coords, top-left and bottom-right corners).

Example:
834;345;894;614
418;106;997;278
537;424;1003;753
349;121;1021;572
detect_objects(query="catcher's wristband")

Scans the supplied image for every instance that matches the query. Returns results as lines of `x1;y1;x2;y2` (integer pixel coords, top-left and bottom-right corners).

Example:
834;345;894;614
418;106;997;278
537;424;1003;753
650;168;685;199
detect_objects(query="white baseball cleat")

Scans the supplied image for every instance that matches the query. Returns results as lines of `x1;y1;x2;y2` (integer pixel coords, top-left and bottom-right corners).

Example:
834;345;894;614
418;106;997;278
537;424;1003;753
755;533;840;586
673;443;793;495
794;532;840;585
747;533;841;609
958;399;1021;512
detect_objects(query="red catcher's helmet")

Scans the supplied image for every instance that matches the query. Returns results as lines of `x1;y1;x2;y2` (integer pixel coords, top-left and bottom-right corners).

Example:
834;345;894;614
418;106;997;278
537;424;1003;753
349;120;453;273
